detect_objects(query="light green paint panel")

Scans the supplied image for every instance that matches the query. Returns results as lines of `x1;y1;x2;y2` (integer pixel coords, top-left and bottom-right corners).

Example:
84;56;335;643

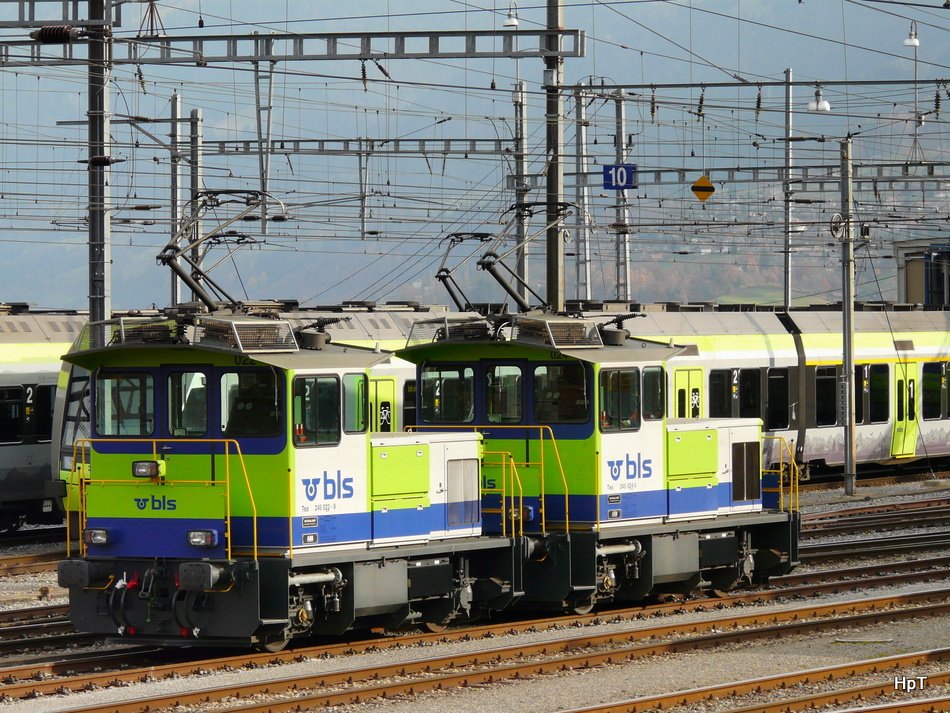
666;428;717;483
84;481;227;519
372;442;430;497
87;451;291;517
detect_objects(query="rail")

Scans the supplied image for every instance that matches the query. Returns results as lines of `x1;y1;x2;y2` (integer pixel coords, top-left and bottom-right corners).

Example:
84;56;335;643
66;438;258;561
408;424;570;534
762;435;800;512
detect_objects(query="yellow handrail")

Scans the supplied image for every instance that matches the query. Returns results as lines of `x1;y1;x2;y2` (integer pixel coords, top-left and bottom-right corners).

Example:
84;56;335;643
481;449;524;537
762;436;800;513
69;438;258;560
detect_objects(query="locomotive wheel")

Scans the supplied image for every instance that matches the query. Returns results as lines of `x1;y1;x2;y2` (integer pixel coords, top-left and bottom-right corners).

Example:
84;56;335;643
570;595;596;615
706;568;740;597
259;636;290;653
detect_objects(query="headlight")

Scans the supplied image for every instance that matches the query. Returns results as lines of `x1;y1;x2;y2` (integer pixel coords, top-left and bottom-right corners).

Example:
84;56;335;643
187;530;219;547
83;528;109;545
132;460;166;478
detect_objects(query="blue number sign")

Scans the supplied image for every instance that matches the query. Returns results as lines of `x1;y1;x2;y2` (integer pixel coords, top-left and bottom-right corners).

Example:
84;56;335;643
603;163;638;190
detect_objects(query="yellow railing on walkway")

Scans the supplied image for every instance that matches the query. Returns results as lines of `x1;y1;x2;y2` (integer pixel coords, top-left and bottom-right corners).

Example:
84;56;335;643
408;424;570;534
67;438;258;561
762;436;800;513
481;450;524;537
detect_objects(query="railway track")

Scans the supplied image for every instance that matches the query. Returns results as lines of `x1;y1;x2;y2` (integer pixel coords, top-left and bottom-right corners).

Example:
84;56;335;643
561;649;950;712
13;588;949;713
0;550;63;577
801;497;950;536
3;559;950;707
799;529;950;561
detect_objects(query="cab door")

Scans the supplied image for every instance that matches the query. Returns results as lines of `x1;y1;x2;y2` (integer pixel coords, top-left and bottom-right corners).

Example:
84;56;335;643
890;362;919;458
674;368;703;419
370;377;396;432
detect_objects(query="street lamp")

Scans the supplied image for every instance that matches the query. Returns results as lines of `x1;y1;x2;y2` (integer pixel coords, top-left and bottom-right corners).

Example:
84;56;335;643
808;85;831;112
503;2;519;27
903;20;923;162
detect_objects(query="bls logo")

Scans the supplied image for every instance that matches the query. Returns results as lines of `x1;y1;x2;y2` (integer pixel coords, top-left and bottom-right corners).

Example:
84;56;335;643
133;495;177;511
302;471;354;501
606;453;653;481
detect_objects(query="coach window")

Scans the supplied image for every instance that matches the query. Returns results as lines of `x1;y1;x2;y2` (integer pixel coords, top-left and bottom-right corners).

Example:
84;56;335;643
421;366;474;423
222;370;281;438
0;387;23;443
403;380;417;428
765;368;789;430
739;369;761;419
815;366;837;427
535;363;588;423
343;374;367;433
168;372;207;436
868;364;889;423
487;365;523;424
96;373;154;436
642;366;665;420
854;365;867;424
33;385;55;441
293;375;340;446
708;370;731;418
922;363;943;420
599;369;640;431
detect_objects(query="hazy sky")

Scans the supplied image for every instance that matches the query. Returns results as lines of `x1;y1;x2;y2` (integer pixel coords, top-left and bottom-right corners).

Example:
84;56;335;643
0;1;946;311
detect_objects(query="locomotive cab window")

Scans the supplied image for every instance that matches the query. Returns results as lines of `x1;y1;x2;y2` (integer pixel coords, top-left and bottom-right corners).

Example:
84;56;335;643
60;368;90;468
221;370;280;438
535;363;588;423
642;366;665;420
487;365;522;424
421;365;474;423
343;373;368;433
95;372;154;436
293;375;340;446
599;368;640;431
168;372;207;437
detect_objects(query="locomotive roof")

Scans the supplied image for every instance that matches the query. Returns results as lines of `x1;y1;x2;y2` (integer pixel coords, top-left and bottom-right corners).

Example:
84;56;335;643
400;313;683;365
63;314;397;370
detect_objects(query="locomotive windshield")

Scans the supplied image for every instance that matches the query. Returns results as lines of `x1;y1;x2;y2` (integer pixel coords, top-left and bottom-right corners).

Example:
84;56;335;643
95;373;154;436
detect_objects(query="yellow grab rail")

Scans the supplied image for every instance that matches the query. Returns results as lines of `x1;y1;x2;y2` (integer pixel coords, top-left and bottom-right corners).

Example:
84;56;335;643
67;438;258;561
481;449;524;537
762;436;800;513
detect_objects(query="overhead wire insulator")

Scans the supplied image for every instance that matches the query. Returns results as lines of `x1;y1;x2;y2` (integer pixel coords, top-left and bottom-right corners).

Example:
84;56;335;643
360;60;368;92
697;88;705;119
650;88;656;123
80;155;125;167
372;59;391;80
935;89;941;120
30;25;81;44
755;86;762;121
